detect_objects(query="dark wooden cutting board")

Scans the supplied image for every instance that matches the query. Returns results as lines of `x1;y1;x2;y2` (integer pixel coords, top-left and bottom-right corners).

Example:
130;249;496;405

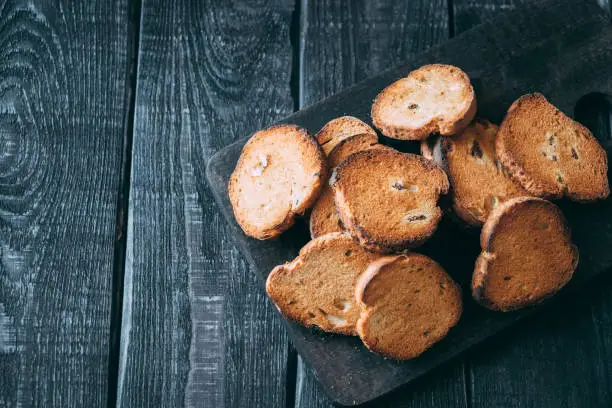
206;0;612;405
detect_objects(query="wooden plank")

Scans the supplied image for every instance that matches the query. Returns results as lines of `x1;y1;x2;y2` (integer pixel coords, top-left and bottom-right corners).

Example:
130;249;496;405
206;0;612;404
299;0;450;106
0;0;130;406
116;0;296;407
294;1;467;407
452;1;612;407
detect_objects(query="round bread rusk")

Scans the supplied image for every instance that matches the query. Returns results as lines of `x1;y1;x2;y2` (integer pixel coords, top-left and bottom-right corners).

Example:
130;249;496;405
472;197;579;312
315;116;377;155
229;124;327;239
423;119;531;226
310;133;390;238
266;232;380;335
309;186;343;239
356;253;462;360
496;93;609;201
331;149;449;252
371;64;476;140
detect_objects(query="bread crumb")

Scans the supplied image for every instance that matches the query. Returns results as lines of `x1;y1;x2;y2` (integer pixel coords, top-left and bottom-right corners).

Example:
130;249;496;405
325;314;347;327
334;300;351;312
251;154;268;177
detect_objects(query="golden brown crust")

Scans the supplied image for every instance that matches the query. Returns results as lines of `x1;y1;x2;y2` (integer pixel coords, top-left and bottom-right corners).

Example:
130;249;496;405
472;197;579;311
266;233;380;335
310;134;390;238
309;187;344;238
327;133;381;168
229;124;328;239
497;93;609;201
356;254;462;360
371;64;476;140
428;119;532;226
331;149;449;253
316;116;377;155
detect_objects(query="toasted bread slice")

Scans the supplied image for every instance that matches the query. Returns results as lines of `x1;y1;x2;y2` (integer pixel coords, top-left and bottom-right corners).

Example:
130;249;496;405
266;233;380;335
327;133;382;168
472;197;578;311
309;187;343;238
425;119;531;226
371;64;476;140
316;116;377;155
356;254;462;360
497;93;609;201
229;124;327;239
331;149;449;252
310;133;389;238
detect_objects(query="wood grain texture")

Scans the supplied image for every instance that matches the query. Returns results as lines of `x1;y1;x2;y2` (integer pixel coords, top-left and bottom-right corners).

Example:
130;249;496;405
295;1;466;407
453;1;612;407
453;0;517;34
207;0;612;404
299;0;450;107
117;0;296;407
0;0;130;406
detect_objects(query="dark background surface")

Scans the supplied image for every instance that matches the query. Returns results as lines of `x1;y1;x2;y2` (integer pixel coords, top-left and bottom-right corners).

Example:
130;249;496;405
0;0;612;407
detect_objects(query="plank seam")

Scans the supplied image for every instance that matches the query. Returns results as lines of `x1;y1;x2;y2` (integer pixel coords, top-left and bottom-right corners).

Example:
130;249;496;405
286;345;298;408
588;96;612;404
106;0;143;406
448;2;472;406
287;0;303;406
289;0;302;112
448;0;455;38
590;302;612;404
463;356;473;408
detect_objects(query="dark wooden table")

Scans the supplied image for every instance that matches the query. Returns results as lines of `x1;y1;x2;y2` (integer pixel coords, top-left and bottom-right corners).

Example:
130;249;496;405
1;1;612;407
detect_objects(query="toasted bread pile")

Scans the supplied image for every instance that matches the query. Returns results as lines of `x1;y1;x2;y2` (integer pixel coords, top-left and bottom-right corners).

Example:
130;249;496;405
229;64;609;360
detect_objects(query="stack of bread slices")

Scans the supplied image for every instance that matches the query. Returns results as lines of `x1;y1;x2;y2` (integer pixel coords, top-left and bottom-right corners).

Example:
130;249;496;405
229;64;609;360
